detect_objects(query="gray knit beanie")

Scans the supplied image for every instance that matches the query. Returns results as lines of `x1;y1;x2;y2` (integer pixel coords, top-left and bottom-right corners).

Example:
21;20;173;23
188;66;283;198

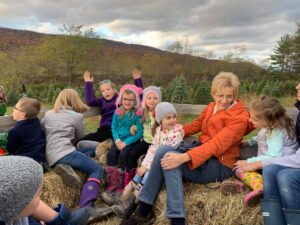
0;156;43;222
155;102;177;123
142;86;162;109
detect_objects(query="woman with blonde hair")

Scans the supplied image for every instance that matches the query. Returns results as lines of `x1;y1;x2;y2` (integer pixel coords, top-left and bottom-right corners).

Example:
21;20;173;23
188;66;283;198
43;89;104;208
120;72;250;225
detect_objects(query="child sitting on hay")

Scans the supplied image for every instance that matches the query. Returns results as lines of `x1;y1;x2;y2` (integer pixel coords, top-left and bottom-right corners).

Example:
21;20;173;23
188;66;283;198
111;102;184;218
0;156;93;225
42;89;104;208
221;96;298;207
76;68;143;149
6;97;47;170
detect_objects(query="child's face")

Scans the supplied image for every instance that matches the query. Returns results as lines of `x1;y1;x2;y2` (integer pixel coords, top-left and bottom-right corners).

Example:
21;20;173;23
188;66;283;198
121;92;136;111
249;110;266;129
17;183;42;218
100;83;116;100
12;102;26;121
161;113;177;130
145;92;159;111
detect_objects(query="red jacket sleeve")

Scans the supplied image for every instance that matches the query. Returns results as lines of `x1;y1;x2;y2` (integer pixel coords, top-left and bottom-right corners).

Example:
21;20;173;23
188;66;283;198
183;106;208;137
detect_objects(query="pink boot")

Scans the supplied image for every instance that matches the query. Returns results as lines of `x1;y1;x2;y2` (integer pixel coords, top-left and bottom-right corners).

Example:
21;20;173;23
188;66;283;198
243;190;263;208
116;170;135;195
105;166;123;194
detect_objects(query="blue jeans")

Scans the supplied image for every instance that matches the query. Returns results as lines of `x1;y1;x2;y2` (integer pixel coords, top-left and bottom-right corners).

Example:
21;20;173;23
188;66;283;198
138;145;233;218
55;149;103;180
263;164;300;209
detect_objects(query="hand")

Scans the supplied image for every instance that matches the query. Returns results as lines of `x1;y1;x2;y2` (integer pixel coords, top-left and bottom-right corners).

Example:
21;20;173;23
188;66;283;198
132;68;141;79
137;166;147;177
84;71;93;82
240;141;248;147
234;160;247;166
116;141;126;150
233;161;262;173
130;125;137;135
160;152;190;170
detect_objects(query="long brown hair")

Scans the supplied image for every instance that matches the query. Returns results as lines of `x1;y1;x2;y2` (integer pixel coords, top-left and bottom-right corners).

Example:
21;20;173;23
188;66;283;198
250;96;294;138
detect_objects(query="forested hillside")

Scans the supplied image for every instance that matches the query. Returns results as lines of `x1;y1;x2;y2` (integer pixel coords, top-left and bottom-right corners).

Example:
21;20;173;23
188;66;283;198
0;27;297;106
0;27;265;86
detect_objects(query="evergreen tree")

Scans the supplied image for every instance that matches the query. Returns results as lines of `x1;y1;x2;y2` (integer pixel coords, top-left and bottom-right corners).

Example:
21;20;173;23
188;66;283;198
168;75;188;103
292;23;300;74
194;80;212;104
270;34;294;75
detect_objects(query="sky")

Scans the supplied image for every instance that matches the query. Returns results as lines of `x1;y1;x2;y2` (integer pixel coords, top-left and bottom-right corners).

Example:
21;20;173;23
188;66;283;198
0;0;300;65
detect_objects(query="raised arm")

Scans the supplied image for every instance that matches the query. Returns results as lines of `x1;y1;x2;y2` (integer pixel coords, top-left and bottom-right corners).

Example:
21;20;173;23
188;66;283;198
132;68;144;89
84;71;102;106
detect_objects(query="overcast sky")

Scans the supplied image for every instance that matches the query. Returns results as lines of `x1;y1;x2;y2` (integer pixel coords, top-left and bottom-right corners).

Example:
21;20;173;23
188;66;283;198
0;0;299;64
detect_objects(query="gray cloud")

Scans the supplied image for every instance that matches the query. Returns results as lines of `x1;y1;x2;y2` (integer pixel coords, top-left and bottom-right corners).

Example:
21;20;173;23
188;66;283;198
0;0;299;62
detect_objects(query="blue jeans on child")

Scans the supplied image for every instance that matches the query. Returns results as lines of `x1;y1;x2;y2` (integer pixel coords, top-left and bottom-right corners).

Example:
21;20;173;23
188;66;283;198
133;171;150;185
138;144;233;218
55;147;102;180
263;164;300;209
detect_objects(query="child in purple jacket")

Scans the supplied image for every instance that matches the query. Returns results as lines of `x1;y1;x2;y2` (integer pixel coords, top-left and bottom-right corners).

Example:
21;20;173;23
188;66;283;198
76;69;143;147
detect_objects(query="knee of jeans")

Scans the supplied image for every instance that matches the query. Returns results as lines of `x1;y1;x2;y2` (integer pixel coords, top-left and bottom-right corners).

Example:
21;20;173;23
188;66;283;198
154;145;176;160
263;165;280;177
276;169;296;188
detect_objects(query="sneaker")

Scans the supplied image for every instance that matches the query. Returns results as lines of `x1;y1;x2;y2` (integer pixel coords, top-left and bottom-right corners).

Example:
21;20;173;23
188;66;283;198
120;211;155;225
111;195;136;218
243;190;263;208
86;206;113;224
134;183;143;202
122;181;137;200
54;164;81;188
220;179;247;195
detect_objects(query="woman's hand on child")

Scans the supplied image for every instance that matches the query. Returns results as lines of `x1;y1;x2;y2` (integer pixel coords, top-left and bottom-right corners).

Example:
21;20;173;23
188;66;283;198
132;68;141;79
161;152;190;170
137;166;147;176
83;71;93;82
130;125;137;135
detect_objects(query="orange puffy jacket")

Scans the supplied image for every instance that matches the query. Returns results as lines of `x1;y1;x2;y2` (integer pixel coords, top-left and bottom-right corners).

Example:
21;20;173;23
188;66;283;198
183;99;250;169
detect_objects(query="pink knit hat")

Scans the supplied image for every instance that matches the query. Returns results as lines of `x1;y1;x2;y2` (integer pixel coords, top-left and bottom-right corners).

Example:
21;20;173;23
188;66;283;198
115;84;143;115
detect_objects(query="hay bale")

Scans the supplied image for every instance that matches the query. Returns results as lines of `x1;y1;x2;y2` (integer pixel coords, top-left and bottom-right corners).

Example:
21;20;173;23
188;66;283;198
154;182;263;225
41;171;263;225
41;169;85;209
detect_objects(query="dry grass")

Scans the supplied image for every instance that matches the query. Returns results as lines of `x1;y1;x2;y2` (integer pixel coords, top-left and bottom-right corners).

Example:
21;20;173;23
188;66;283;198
41;170;262;225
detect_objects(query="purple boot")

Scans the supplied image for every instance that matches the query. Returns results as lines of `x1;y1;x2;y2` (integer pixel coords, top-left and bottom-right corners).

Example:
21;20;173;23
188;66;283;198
79;179;101;208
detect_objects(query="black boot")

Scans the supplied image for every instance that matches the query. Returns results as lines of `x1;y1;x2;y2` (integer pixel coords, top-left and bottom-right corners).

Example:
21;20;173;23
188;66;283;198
86;206;113;224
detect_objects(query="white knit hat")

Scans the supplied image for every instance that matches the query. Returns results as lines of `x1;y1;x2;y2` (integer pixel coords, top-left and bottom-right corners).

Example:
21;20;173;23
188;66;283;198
155;102;177;123
0;156;43;222
141;86;162;109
